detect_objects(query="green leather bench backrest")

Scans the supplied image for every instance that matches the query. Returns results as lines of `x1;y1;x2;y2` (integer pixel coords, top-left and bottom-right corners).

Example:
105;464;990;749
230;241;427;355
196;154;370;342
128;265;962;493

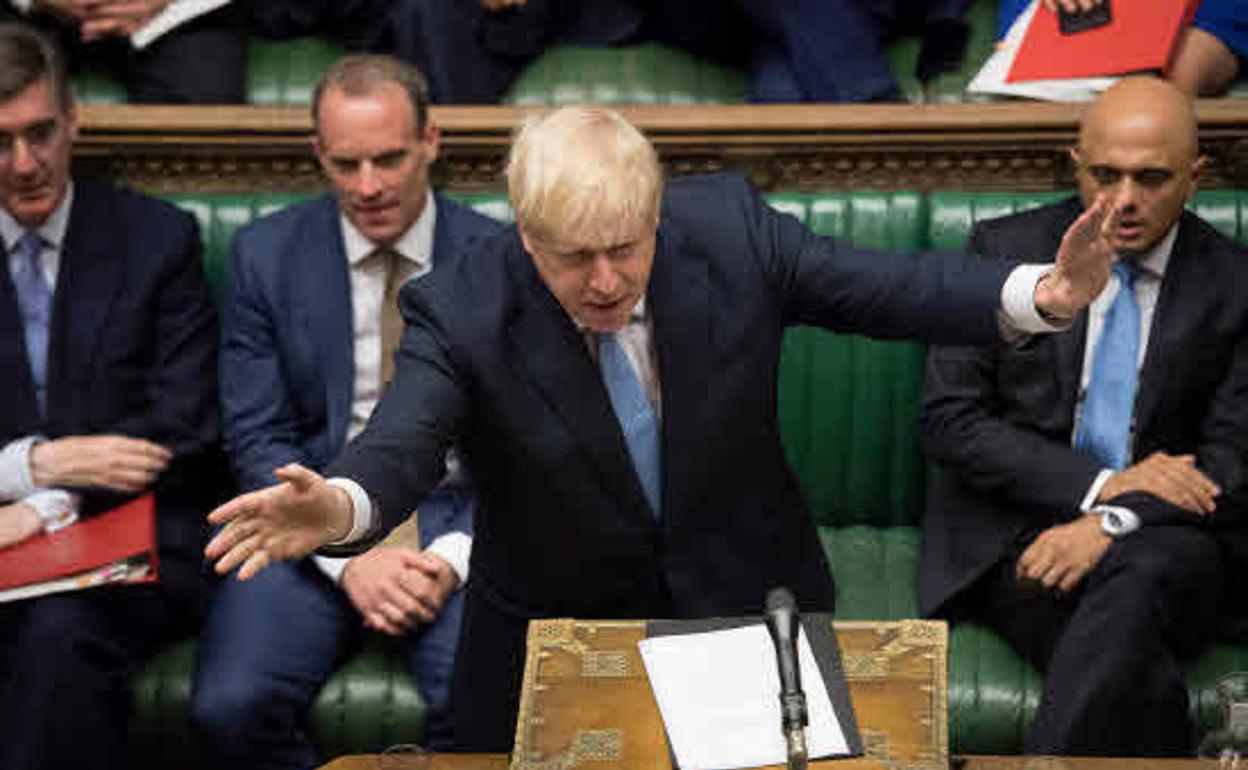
930;190;1248;249
768;193;929;529
247;38;346;106
506;43;747;105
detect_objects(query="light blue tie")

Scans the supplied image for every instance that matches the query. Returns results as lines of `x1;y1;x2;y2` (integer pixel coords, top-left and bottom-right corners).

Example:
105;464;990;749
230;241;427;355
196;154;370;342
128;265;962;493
598;332;661;515
11;231;50;414
1075;261;1141;470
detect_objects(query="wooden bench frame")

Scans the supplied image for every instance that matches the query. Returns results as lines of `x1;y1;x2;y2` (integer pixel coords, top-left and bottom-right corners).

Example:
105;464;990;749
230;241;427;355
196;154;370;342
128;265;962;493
76;101;1248;195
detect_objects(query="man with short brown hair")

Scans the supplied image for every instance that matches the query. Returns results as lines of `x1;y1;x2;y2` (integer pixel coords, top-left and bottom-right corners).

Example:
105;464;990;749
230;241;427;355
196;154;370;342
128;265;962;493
191;55;499;765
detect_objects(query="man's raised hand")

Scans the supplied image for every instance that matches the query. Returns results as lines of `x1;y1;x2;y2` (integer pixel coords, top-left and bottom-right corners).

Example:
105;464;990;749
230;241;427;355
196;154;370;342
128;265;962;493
1035;192;1121;321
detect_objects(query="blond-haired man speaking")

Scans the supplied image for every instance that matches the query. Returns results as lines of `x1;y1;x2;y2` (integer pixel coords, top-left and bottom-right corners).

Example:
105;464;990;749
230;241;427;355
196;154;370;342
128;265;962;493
207;106;1120;750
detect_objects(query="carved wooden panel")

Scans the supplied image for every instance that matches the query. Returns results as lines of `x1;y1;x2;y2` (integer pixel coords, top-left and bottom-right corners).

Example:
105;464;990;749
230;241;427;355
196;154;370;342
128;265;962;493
74;102;1248;194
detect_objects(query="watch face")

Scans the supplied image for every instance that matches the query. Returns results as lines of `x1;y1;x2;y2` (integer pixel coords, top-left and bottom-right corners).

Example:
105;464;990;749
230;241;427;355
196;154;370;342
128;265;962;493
1097;506;1139;537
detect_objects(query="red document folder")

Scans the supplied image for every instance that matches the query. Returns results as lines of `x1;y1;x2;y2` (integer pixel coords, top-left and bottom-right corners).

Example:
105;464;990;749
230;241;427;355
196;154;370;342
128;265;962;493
1008;0;1201;83
0;493;157;602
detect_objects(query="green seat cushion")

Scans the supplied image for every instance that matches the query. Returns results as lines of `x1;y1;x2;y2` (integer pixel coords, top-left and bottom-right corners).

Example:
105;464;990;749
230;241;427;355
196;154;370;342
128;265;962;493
819;525;920;621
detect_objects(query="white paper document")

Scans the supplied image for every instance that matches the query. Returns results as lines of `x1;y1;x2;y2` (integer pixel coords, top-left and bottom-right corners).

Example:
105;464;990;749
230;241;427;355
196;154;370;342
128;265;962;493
637;623;850;770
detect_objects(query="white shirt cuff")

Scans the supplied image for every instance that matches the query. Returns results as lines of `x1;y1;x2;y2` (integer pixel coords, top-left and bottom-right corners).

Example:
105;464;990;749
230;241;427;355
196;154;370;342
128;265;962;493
23;489;80;533
130;0;232;49
1080;468;1115;512
11;0;33;13
312;555;349;584
999;263;1066;336
325;477;374;545
0;436;40;500
425;532;472;586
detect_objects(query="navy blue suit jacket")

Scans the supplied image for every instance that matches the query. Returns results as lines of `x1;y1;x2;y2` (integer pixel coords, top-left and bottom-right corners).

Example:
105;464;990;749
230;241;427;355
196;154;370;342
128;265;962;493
326;172;1016;747
0;181;221;599
920;198;1248;618
330;173;1012;620
221;193;499;547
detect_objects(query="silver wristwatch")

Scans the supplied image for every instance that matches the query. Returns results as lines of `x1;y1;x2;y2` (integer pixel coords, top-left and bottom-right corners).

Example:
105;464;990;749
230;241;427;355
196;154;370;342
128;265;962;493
1091;504;1141;538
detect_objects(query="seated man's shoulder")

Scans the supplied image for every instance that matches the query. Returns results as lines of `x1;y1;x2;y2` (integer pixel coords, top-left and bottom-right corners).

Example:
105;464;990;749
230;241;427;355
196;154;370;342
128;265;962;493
437;193;505;237
235;194;336;246
79;181;196;230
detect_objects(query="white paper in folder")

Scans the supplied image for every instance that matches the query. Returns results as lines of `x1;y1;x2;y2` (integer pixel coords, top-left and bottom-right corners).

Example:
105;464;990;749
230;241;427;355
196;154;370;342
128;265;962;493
637;623;850;770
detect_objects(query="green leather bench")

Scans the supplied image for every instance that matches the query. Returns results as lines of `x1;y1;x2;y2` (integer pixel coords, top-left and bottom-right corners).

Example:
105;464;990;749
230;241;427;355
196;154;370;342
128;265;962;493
128;189;1248;767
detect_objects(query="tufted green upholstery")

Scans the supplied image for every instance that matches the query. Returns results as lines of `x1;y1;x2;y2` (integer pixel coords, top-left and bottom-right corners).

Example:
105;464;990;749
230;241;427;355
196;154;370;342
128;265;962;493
128;189;1248;766
246;38;347;106
505;43;747;106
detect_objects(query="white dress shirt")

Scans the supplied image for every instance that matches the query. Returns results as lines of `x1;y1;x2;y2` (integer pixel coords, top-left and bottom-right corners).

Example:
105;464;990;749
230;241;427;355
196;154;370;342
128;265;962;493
1073;224;1178;511
331;258;1064;544
0;185;78;533
9;0;232;49
316;196;473;586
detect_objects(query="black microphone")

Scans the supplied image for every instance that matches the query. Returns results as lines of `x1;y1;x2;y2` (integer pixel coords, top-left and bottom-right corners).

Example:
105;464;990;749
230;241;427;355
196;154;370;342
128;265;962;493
764;587;809;770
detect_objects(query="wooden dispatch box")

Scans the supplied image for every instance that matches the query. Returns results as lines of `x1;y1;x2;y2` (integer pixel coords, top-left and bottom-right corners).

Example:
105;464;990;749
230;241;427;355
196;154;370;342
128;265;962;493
512;619;947;770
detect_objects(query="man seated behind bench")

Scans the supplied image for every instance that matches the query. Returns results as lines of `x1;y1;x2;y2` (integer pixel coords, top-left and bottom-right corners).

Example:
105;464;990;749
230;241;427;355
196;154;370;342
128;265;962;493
921;76;1248;757
191;55;499;765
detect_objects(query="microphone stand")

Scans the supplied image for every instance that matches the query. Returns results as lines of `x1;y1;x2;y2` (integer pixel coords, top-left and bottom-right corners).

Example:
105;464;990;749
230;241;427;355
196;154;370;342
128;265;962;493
765;587;809;770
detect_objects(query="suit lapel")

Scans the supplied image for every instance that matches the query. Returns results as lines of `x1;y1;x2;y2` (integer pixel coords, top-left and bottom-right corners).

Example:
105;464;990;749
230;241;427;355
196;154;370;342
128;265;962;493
300;199;354;451
1135;215;1203;435
648;224;710;521
49;186;125;421
503;234;652;518
0;245;39;431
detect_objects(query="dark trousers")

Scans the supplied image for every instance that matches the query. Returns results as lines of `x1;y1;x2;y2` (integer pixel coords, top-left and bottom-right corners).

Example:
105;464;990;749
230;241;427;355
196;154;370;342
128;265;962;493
952;525;1227;756
192;483;472;770
0;5;245;103
0;584;199;770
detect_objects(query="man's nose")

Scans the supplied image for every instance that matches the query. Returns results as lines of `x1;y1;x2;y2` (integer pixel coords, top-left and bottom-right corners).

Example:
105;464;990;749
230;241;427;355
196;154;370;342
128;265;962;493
587;253;618;293
355;161;381;197
9;137;39;176
1112;177;1139;213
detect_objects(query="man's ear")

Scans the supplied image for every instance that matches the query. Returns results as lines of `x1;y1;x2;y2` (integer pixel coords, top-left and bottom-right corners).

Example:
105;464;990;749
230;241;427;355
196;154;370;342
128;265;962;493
518;227;536;256
1191;154;1209;188
311;133;329;174
1069;147;1082;167
66;103;79;142
421;122;441;165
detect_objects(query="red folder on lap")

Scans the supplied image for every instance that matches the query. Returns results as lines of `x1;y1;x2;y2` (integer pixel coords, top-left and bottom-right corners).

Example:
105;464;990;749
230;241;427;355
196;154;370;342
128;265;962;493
1008;0;1201;83
0;494;157;603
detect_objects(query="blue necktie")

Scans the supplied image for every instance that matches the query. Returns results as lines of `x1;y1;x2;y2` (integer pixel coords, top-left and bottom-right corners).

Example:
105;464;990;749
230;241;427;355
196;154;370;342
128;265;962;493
11;231;50;414
1075;261;1141;470
598;332;661;515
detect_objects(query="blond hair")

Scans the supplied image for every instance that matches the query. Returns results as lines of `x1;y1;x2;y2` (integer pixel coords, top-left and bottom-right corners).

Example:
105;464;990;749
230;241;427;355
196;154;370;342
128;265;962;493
506;107;663;247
